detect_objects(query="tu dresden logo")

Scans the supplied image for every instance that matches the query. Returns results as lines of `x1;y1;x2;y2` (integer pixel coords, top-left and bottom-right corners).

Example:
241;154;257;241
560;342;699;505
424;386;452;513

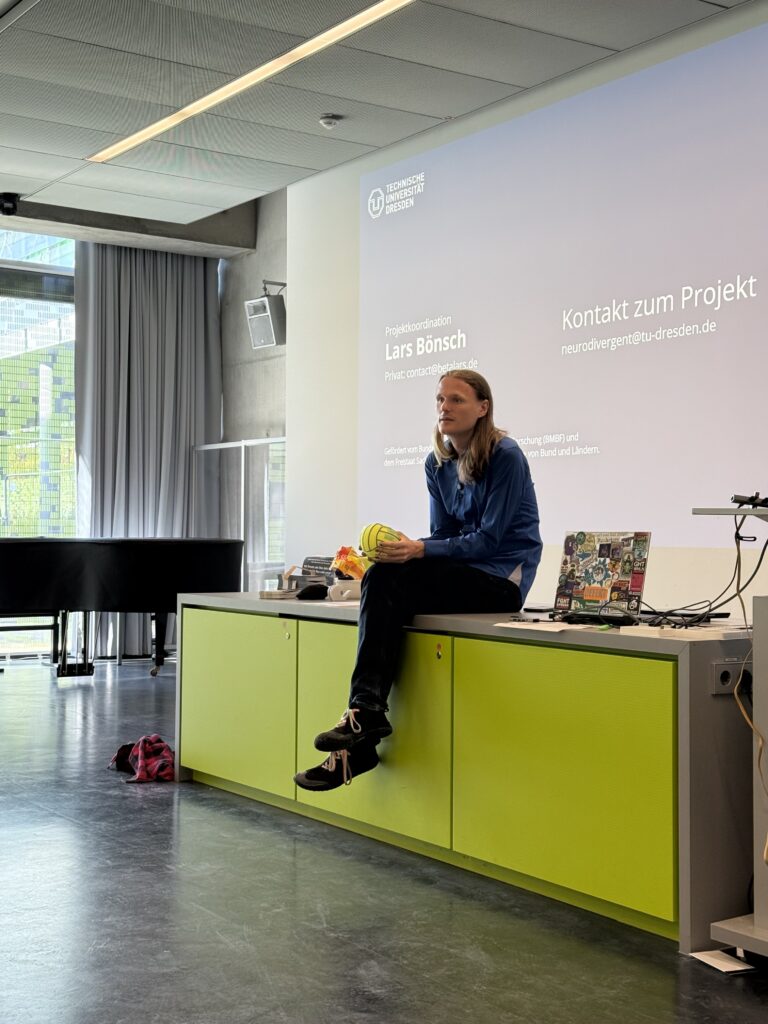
367;188;385;219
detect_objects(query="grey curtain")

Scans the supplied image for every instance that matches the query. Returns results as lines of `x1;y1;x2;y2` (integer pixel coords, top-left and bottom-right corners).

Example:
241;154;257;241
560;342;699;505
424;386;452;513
74;241;222;654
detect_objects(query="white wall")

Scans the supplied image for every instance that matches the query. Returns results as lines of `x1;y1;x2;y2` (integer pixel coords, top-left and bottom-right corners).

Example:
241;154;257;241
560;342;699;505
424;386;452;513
286;1;767;613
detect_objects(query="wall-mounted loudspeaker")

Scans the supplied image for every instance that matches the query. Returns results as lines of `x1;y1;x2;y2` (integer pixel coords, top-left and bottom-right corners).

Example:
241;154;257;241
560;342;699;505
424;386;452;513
244;294;286;349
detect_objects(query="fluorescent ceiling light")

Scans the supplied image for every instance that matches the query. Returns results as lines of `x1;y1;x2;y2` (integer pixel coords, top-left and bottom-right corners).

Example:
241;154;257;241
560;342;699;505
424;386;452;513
89;0;416;163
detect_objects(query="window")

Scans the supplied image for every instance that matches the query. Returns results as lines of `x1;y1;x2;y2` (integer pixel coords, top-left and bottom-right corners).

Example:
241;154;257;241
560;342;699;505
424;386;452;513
0;231;75;269
0;231;76;655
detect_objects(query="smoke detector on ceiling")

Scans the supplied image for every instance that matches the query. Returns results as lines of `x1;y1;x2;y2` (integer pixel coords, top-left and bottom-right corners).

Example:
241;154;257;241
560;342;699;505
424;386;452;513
318;114;342;129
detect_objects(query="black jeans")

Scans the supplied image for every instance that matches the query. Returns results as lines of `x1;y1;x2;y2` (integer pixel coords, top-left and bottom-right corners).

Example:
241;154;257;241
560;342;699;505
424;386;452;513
349;558;522;712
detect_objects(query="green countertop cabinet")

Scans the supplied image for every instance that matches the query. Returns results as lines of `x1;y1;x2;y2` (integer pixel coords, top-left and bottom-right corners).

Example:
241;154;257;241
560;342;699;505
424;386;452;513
175;597;753;951
179;608;297;799
295;620;452;847
453;638;677;921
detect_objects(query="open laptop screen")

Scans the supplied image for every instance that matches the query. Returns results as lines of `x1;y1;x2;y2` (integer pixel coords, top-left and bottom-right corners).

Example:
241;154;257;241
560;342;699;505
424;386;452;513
554;532;651;619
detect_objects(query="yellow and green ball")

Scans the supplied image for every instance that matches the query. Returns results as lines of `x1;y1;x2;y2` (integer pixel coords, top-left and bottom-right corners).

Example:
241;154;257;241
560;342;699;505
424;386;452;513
359;522;401;559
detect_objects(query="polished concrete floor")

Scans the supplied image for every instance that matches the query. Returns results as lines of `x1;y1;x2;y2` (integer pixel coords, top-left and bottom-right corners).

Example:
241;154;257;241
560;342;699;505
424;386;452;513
1;660;767;1024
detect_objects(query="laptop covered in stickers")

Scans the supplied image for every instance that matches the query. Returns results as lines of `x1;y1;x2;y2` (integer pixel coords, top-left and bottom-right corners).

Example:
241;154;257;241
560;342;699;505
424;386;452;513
553;531;651;623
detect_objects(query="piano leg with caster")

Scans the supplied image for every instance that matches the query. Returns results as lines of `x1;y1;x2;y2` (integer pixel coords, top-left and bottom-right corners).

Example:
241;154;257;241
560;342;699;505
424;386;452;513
58;610;68;675
51;612;59;665
150;612;168;677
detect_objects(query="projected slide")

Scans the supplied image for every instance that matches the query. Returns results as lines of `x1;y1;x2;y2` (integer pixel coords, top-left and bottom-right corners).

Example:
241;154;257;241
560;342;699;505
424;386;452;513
358;23;768;548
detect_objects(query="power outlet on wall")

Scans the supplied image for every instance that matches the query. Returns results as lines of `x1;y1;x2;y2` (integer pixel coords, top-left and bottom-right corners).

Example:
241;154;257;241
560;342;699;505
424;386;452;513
711;660;752;696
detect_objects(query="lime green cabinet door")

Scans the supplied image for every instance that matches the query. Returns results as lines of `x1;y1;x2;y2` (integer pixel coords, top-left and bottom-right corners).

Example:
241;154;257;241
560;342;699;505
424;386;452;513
180;609;297;799
296;621;452;847
453;640;677;920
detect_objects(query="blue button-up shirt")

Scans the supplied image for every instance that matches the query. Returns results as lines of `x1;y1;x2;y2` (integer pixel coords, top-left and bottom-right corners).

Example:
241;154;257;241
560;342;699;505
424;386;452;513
422;437;542;602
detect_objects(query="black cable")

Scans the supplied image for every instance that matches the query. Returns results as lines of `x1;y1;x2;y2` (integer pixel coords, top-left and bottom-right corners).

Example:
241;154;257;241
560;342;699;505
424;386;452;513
688;527;768;623
668;514;746;625
639;516;744;625
641;512;768;628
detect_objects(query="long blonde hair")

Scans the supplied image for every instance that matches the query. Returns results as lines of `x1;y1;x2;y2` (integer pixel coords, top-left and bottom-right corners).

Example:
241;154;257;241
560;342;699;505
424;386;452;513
432;370;506;483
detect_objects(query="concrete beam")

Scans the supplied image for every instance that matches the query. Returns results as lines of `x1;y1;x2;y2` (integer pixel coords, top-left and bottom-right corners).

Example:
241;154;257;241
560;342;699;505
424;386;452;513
1;197;258;257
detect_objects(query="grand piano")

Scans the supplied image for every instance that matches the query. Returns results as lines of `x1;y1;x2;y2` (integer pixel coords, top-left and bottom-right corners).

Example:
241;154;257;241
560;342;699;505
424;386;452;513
0;537;244;676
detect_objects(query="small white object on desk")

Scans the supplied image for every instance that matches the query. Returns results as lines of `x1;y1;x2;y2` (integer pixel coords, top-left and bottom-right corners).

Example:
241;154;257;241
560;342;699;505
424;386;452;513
328;581;361;601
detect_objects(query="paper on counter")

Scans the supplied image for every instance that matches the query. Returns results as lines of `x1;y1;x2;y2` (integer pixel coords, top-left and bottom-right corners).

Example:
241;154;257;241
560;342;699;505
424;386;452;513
493;621;595;631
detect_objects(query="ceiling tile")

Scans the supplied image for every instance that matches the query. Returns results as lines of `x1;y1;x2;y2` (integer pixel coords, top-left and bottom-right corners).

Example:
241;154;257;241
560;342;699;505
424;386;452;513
161;115;375;171
348;2;613;86
0;73;175;135
0;28;231;106
431;0;721;51
0;145;85;179
147;0;378;36
29;181;221;224
62;163;260;209
116;141;313;192
0;112;120;160
274;46;521;119
19;0;303;77
214;82;442;148
0;172;51;195
213;82;442;148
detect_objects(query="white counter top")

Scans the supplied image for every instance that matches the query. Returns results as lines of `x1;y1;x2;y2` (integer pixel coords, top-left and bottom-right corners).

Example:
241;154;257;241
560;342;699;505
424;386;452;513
178;591;750;656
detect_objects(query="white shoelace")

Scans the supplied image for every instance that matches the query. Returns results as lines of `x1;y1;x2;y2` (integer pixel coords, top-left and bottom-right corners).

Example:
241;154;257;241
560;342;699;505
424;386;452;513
321;749;352;785
336;708;362;735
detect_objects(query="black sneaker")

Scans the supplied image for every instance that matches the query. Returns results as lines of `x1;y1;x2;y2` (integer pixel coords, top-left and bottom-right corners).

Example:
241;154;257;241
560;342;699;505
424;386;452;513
294;743;380;791
313;706;392;752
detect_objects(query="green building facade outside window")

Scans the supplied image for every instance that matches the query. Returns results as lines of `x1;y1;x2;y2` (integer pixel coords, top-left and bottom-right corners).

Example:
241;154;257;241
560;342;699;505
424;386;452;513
0;230;75;537
0;230;76;653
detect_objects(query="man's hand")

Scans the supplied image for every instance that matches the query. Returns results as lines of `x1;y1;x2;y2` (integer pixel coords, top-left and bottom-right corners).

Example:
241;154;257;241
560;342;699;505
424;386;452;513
376;534;425;563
